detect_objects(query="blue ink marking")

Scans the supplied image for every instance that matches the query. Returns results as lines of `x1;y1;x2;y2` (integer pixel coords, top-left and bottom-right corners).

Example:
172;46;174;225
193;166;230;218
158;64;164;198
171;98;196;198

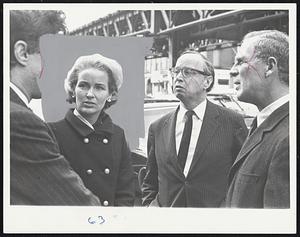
88;216;105;225
88;217;96;224
98;216;105;224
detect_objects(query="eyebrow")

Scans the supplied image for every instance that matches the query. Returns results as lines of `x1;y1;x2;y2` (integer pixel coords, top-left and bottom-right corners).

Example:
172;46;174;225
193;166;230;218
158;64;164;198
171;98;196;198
234;55;244;61
77;80;88;84
78;80;106;86
94;82;107;87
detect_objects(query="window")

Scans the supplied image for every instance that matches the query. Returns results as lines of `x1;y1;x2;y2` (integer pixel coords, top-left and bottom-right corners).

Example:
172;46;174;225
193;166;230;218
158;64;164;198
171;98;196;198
218;79;229;85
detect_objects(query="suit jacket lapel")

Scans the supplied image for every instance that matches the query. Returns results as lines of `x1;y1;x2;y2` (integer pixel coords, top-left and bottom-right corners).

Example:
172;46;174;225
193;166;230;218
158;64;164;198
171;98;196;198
228;102;289;182
189;101;221;173
228;128;264;180
162;107;183;174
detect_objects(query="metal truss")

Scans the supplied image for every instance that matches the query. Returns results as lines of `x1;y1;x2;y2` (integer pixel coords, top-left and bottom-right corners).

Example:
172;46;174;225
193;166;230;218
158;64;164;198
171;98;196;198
69;10;221;36
69;9;288;65
69;9;288;41
70;10;153;37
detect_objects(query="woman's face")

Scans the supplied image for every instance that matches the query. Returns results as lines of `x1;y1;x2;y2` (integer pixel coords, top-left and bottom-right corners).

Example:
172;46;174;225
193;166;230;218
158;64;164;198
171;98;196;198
75;68;111;119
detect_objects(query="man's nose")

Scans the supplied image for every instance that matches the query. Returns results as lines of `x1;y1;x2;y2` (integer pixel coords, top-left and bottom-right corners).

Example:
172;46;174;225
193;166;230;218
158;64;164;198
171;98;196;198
175;71;184;82
174;76;184;84
229;67;239;78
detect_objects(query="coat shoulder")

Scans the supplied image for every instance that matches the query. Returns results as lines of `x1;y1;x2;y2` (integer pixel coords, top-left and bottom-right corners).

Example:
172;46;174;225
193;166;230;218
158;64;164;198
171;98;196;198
269;113;289;143
209;101;245;124
48;118;68;131
111;123;126;137
10;101;46;127
149;109;176;131
11;101;31;115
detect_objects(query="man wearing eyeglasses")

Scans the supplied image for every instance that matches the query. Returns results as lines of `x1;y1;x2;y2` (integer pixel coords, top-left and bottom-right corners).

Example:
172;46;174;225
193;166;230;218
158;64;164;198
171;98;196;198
225;30;290;208
141;50;248;207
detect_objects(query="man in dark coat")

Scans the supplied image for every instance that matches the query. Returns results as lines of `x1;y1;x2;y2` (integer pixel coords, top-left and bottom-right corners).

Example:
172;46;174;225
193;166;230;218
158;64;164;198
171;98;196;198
225;30;290;208
10;10;100;205
141;50;248;207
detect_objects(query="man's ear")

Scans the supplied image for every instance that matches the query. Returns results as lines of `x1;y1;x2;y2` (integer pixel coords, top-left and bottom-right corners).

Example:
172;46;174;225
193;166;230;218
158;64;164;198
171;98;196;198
204;76;213;90
265;57;277;78
14;40;29;66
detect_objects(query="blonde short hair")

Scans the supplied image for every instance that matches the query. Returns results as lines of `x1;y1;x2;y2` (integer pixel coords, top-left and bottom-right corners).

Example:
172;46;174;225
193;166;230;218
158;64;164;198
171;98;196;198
64;54;123;108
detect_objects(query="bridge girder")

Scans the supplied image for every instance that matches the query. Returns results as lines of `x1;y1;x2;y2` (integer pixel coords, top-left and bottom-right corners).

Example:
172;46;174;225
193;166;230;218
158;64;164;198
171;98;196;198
70;9;288;40
69;9;288;66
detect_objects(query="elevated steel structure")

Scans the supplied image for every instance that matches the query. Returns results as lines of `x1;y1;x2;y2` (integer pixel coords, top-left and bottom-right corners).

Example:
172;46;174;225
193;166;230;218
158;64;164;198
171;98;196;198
70;9;288;66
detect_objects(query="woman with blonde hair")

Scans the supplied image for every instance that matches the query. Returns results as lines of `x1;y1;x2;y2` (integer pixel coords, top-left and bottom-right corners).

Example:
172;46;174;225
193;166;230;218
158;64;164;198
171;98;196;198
49;54;135;206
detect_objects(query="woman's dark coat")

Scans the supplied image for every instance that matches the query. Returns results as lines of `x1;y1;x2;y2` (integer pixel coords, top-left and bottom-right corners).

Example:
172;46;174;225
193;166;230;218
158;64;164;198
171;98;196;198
49;109;135;206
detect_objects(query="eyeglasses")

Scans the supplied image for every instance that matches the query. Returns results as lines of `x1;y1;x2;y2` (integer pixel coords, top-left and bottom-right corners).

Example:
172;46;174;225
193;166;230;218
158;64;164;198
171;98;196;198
170;67;210;79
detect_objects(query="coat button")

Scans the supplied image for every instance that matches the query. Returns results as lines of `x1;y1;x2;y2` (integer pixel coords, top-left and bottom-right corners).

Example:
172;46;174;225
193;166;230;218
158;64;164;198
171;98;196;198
103;200;109;206
104;168;110;174
103;138;108;144
83;138;89;143
86;169;93;175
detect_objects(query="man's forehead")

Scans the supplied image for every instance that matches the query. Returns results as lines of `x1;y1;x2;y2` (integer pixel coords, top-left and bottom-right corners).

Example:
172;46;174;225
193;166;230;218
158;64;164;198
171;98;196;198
236;39;257;59
176;53;206;70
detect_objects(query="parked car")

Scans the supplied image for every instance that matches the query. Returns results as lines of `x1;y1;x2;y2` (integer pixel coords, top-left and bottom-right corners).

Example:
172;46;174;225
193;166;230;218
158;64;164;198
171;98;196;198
131;150;147;206
207;93;258;129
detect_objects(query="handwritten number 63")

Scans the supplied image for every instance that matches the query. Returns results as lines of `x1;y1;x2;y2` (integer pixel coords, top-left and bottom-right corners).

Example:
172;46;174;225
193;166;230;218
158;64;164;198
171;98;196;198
88;216;105;224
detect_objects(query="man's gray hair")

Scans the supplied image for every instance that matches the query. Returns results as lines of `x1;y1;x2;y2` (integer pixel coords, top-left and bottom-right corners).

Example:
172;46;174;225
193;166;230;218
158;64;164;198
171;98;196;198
243;30;289;85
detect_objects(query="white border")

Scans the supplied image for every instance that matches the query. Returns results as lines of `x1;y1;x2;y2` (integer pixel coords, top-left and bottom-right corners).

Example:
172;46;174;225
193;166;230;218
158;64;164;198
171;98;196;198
3;3;297;233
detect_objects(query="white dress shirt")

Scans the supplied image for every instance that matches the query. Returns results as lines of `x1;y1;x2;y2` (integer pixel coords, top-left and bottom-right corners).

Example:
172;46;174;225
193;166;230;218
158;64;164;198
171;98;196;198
10;82;29;107
257;94;289;127
176;99;207;177
73;109;95;130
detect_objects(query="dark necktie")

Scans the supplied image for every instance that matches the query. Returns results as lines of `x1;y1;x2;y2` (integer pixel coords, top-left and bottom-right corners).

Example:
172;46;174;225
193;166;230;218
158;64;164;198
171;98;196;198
248;117;257;136
178;110;194;171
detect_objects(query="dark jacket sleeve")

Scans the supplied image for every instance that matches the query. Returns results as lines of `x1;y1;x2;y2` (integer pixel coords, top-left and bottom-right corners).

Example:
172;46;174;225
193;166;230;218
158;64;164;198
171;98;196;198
114;130;135;206
10;109;101;205
141;123;159;206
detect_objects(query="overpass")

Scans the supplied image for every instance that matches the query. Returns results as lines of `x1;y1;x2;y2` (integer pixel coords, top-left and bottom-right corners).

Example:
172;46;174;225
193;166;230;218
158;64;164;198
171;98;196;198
70;10;288;65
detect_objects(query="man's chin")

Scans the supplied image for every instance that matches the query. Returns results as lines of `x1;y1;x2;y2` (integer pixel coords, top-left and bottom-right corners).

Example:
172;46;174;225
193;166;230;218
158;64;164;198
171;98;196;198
237;92;250;104
175;91;184;100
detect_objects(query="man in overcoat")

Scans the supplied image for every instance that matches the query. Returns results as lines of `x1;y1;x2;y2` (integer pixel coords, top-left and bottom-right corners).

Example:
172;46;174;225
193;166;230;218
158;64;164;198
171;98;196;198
225;30;290;208
141;50;248;207
10;10;100;205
